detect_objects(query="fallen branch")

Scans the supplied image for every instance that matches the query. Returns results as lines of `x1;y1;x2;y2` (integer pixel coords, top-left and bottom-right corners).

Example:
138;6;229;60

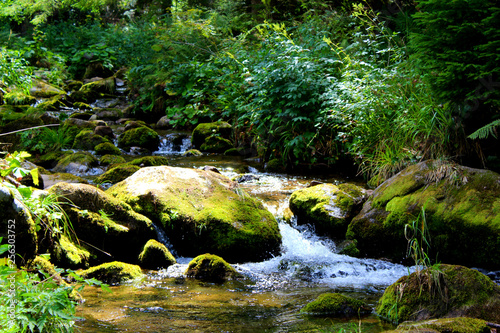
0;123;60;136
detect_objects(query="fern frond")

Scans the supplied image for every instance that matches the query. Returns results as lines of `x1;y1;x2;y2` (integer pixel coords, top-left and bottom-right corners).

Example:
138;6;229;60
468;119;500;140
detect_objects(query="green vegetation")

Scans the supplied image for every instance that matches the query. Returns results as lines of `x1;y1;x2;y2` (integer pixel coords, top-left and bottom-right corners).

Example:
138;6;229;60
300;293;371;317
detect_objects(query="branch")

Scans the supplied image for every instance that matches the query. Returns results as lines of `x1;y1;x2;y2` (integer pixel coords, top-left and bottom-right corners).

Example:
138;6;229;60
0;124;60;136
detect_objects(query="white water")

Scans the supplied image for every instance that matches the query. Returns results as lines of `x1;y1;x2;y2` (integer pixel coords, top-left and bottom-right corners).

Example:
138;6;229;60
154;133;192;155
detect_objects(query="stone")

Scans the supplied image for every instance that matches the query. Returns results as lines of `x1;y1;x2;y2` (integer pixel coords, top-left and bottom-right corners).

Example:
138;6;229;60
138;239;176;270
107;166;282;262
78;261;143;285
94;126;115;139
200;135;233;153
95;142;121;156
185;253;241;283
191;122;232;148
96;165;141;185
394;317;490;333
29;80;66;98
52;151;98;175
300;293;371;317
117;126;160;152
72;129;109;150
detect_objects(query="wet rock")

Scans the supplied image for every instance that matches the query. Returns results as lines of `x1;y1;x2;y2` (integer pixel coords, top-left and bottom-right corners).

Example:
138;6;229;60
236;174;260;183
185;253;241;283
289;183;367;237
92;108;123;122
124;120;148;132
35;95;68;111
0;184;38;264
95;142;121;156
72;129;109;150
107;166;282;262
394;317;490;333
3;91;36;105
300;293;371;317
203;166;220;174
29;80;66;98
52;151;98;174
49;183;156;265
156;115;171;129
183;149;202;157
347;160;500;268
118;126;160;152
138;239;176;270
376;264;500;323
83;62;113;80
99;154;126;166
78;261;143;285
94;125;115;139
191;122;232;149
96;165;141;185
41;172;88;189
200;135;233;153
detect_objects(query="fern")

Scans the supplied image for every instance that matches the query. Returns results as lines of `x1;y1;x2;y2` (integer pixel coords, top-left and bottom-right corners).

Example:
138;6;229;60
468;119;500;140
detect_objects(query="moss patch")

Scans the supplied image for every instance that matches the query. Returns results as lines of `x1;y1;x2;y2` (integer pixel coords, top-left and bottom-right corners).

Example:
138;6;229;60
376;264;500;324
100;154;126;166
138;239;176;270
395;317;490;333
185;253;241;283
117;126;160;152
191;122;232;148
95;142;121;156
78;261;143;284
3;91;37;105
200;135;233;153
51;234;91;268
72;129;109;150
52;151;98;174
96;165;141;185
301;293;371;317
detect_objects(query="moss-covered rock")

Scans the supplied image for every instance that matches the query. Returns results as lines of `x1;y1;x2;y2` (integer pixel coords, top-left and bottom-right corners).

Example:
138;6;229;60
289;183;367;237
95;142;121;156
200;135;233;153
191;122;232;148
376;264;500;324
183;149;203;157
72;129;109;150
265;158;285;173
94;108;123;121
347;160;500;268
3;91;37;105
78;261;143;284
138;239;176;270
300;293;371;317
185;253;241;283
107;166;282;262
117;126;160;152
52;151;98;174
100;154;126;166
0;184;38;264
51;234;91;268
35;95;68;111
393;317;490;333
49;183;156;264
96;165;141;184
74;77;116;102
29;80;66;98
127;156;169;167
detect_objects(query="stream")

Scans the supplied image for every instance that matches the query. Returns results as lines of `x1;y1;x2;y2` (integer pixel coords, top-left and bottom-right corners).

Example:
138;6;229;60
73;131;411;332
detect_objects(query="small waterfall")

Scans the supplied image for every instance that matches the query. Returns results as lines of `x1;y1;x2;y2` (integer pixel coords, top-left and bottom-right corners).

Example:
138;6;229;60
154;133;192;155
152;222;178;257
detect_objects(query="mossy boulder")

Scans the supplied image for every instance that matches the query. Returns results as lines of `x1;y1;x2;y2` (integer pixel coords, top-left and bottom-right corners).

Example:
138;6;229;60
127;156;169;167
376;264;500;323
96;165;141;185
95;142;121;156
72;129;109;150
393;317;490;333
33;150;72;169
73;77;116;102
138;239;176;270
300;293;371;317
49;183;156;265
78;261;143;285
0;184;38;264
183;149;203;157
117;126;160;152
347;160;500;268
289;183;367;237
107;166;282;262
200;135;233;153
3;91;37;105
100;154;126;166
191;122;232;149
52;151;98;174
51;234;91;268
35;95;68;111
185;254;241;283
29;80;66;98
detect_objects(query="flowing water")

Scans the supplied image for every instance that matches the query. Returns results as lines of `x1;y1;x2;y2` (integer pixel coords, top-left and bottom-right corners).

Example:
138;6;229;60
74;132;411;332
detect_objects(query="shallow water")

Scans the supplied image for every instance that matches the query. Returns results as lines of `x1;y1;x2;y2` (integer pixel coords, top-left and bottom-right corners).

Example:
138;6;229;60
75;137;411;332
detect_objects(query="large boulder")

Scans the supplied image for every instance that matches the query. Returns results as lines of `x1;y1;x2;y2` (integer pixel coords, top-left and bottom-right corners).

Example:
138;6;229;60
48;183;156;266
29;80;66;98
289;183;367;237
185;253;241;283
393;318;491;333
52;151;98;175
0;184;38;264
107;166;282;262
78;261;143;285
117;126;160;152
300;293;371;317
346;160;500;268
376;264;500;323
72;129;109;150
191;122;232;149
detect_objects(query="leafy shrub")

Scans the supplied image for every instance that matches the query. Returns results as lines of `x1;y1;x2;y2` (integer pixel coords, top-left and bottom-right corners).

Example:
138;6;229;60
0;47;33;94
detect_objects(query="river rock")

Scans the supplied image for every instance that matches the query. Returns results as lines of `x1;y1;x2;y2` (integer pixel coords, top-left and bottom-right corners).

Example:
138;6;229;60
96;165;141;185
300;293;372;317
72;77;116;102
289;183;367;237
0;184;38;264
117;126;160;152
49;183;156;266
191;122;232;149
95;142;121;156
78;261;143;285
156;115;171;129
376;264;500;323
185;253;241;283
94;125;115;139
99;154;126;166
107;166;282;262
200;135;233;153
138;239;176;270
52;151;98;174
72;129;109;150
3;91;37;105
29;80;66;98
346;160;500;268
393;317;491;333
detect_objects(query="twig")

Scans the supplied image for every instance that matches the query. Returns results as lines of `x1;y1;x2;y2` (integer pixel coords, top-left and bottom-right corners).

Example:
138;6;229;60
0;124;60;136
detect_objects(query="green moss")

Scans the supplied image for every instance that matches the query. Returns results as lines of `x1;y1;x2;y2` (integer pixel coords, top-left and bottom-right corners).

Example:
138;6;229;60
78;261;143;284
265;158;285;173
117;126;160;152
35;95;67;111
100;154;126;166
138;239;176;270
183;149;203;157
96;165;141;184
396;317;490;333
191;122;232;148
3;91;37;105
52;234;91;268
29;80;66;98
72;129;109;150
185;253;241;283
95;142;121;155
127;156;169;167
52;151;98;173
200;135;233;153
376;264;500;323
300;293;371;317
